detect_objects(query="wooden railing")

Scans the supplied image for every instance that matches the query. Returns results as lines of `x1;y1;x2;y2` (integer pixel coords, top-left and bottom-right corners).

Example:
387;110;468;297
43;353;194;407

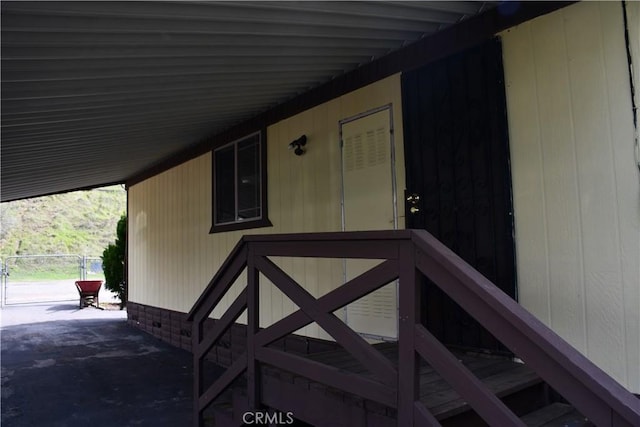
187;230;640;427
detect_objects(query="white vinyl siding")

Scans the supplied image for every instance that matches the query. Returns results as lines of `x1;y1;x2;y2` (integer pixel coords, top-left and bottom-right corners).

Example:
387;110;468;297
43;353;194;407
128;75;405;341
501;1;640;392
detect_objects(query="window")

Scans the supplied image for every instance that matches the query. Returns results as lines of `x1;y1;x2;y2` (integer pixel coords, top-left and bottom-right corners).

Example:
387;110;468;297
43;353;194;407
211;131;271;233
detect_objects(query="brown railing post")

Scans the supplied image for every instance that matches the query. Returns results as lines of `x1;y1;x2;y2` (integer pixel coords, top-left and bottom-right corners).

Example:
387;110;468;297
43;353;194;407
193;319;203;427
246;246;260;410
397;240;422;426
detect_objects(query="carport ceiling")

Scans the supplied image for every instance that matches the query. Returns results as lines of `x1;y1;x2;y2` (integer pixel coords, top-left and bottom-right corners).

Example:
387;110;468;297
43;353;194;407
1;1;495;202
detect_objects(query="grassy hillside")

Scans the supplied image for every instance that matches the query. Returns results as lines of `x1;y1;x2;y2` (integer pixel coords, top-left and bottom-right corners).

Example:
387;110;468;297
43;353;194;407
1;186;126;279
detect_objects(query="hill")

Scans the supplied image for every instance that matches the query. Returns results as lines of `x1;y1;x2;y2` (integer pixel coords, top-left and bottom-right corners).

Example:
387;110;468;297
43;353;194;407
1;186;126;260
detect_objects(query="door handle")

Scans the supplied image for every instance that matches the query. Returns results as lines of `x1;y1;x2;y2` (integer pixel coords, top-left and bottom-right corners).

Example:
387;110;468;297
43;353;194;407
406;193;421;214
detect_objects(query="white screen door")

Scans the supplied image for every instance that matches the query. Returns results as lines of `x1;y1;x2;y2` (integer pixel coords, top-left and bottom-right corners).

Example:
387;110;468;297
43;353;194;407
341;106;398;339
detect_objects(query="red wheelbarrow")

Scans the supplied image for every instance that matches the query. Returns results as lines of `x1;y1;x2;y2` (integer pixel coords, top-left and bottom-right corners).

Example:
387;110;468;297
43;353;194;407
75;280;103;309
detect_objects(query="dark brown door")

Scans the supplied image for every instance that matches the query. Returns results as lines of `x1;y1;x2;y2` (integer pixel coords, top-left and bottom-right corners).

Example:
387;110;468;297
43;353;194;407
401;38;516;353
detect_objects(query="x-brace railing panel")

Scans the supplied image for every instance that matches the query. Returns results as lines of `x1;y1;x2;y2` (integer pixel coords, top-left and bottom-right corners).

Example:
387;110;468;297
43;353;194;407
254;259;399;347
190;234;407;426
255;255;398;389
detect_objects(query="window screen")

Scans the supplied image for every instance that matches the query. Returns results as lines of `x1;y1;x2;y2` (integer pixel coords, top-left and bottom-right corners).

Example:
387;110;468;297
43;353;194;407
213;132;263;227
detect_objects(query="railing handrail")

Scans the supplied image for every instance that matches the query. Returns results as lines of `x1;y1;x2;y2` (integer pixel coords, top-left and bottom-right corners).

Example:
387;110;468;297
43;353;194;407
243;229;413;242
190;230;640;427
187;237;247;321
409;230;640;426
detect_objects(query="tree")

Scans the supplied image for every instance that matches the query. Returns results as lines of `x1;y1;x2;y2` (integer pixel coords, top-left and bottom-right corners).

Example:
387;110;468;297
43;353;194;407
102;214;126;309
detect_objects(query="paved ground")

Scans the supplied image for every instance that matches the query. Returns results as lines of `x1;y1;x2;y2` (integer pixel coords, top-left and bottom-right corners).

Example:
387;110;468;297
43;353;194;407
3;279;119;306
1;301;199;426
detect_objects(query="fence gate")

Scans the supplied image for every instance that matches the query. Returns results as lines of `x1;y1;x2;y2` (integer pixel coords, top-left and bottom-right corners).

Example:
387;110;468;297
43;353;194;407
1;254;103;306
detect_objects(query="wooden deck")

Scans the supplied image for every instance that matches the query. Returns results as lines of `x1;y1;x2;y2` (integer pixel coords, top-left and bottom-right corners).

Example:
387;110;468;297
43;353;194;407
191;232;640;427
304;343;539;421
210;342;591;427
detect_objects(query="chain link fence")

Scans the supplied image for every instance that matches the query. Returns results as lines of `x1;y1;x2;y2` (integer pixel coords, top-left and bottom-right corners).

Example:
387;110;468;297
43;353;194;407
1;254;106;306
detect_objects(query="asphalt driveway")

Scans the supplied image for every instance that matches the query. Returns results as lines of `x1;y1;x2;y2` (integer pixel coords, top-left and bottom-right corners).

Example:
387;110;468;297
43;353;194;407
1;302;195;426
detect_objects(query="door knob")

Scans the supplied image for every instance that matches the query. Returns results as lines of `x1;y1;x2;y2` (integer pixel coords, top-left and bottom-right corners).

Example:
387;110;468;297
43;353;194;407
406;193;421;214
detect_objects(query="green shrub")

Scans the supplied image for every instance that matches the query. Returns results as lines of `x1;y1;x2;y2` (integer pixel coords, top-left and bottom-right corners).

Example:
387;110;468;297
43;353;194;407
102;214;127;309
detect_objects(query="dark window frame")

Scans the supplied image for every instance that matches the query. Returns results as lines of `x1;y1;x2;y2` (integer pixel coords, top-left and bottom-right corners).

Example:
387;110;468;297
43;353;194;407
210;130;271;234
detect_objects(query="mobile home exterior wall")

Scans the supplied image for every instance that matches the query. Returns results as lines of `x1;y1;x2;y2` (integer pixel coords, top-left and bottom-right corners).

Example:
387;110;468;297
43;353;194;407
128;75;405;341
501;1;640;392
128;1;640;393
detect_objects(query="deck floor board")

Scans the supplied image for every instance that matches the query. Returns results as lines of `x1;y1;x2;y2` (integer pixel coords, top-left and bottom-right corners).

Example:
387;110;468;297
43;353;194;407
521;403;592;427
259;341;542;421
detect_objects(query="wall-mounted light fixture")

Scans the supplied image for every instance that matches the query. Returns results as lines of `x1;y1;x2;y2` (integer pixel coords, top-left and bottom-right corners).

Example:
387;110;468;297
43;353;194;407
288;135;307;156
